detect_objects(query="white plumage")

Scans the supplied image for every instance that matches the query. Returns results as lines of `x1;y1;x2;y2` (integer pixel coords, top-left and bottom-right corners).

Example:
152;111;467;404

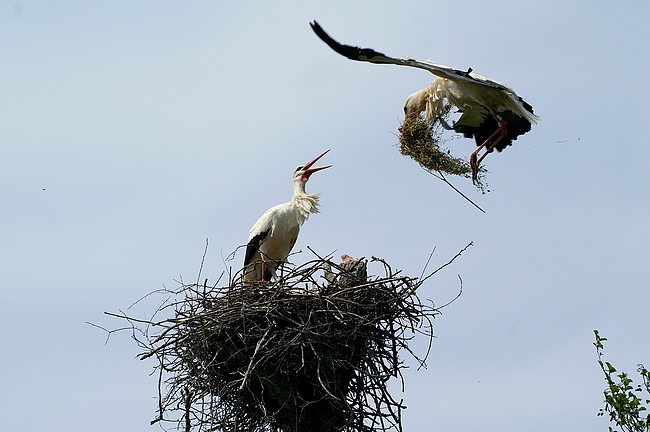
310;21;539;179
243;150;331;282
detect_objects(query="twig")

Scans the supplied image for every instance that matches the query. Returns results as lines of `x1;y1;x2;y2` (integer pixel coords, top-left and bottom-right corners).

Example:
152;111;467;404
239;328;271;391
196;238;209;286
437;275;463;310
419;246;437;280
427;170;486;213
420;242;473;283
184;387;192;432
85;321;131;346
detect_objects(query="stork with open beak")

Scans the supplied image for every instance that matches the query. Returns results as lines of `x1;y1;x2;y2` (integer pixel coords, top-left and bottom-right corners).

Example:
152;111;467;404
310;21;539;181
243;149;332;283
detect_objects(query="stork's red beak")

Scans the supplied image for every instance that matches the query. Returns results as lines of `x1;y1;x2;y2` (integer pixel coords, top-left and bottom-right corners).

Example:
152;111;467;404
302;149;332;179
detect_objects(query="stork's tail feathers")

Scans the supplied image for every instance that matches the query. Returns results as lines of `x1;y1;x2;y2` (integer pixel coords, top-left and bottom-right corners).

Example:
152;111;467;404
518;96;541;125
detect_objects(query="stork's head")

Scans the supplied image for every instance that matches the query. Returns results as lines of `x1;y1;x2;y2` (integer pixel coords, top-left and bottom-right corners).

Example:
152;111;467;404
293;149;332;185
403;88;428;120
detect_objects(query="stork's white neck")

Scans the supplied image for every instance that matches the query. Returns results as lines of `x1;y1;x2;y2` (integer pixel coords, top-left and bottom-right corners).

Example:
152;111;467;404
291;179;321;221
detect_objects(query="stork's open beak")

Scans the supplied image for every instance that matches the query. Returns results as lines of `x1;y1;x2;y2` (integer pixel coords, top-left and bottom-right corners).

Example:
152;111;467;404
302;149;332;179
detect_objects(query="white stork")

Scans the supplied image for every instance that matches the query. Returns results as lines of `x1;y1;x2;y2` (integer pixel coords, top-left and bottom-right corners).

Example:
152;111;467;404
243;149;332;282
310;21;539;180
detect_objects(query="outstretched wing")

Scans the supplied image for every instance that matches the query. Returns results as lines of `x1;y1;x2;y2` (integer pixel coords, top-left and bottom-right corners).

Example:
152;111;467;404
310;21;508;91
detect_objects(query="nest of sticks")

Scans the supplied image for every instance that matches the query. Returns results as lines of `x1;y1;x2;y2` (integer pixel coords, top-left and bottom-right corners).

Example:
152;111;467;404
398;105;488;191
108;248;468;432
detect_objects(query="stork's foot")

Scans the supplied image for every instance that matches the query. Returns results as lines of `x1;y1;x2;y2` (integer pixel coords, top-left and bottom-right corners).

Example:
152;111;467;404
470;152;479;182
470;146;495;182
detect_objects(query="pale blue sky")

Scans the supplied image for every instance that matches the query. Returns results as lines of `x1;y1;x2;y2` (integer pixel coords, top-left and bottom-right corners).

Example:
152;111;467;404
1;1;649;431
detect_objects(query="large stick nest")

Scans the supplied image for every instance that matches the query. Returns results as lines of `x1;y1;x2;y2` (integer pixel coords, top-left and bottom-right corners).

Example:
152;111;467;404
108;248;468;432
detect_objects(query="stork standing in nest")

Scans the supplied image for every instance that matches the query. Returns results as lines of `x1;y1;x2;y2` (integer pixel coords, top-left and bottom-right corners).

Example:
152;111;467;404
243;149;332;282
310;21;539;181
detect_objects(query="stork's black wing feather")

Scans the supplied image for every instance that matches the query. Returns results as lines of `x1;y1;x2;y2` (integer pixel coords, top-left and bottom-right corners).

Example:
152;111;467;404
455;109;533;152
309;20;508;90
244;229;269;266
310;21;389;63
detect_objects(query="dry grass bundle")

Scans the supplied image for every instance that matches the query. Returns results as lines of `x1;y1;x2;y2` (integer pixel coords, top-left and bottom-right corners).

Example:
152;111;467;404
398;107;488;192
106;248;469;432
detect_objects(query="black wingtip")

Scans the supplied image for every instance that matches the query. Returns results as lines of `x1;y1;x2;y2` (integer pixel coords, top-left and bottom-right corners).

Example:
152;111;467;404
309;21;329;44
310;20;387;62
309;20;321;33
310;20;355;60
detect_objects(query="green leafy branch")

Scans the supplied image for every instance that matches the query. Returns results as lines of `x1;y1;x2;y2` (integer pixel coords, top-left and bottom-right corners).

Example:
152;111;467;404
594;330;650;432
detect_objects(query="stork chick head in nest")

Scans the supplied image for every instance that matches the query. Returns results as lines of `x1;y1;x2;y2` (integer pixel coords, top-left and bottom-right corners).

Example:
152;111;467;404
293;149;332;185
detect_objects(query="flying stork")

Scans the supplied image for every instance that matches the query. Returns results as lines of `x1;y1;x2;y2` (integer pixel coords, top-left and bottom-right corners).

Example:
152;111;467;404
243;149;332;283
310;21;539;180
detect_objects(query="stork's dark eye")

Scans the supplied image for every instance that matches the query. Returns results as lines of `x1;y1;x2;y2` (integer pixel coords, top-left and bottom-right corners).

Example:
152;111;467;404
295;165;304;172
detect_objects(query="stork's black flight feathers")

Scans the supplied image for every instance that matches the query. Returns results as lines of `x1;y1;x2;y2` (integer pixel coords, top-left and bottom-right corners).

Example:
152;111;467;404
244;229;270;267
309;21;508;90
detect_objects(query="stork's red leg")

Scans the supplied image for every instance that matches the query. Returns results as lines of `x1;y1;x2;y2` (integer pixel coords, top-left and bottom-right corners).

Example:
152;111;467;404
470;115;509;181
476;126;507;165
278;261;285;288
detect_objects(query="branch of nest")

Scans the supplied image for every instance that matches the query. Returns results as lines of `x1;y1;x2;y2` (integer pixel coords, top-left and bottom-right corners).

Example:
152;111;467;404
102;249;466;432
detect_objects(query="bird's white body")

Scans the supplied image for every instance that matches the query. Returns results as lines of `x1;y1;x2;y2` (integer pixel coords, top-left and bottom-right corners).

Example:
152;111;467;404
405;75;540;129
243;187;320;282
242;150;330;283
